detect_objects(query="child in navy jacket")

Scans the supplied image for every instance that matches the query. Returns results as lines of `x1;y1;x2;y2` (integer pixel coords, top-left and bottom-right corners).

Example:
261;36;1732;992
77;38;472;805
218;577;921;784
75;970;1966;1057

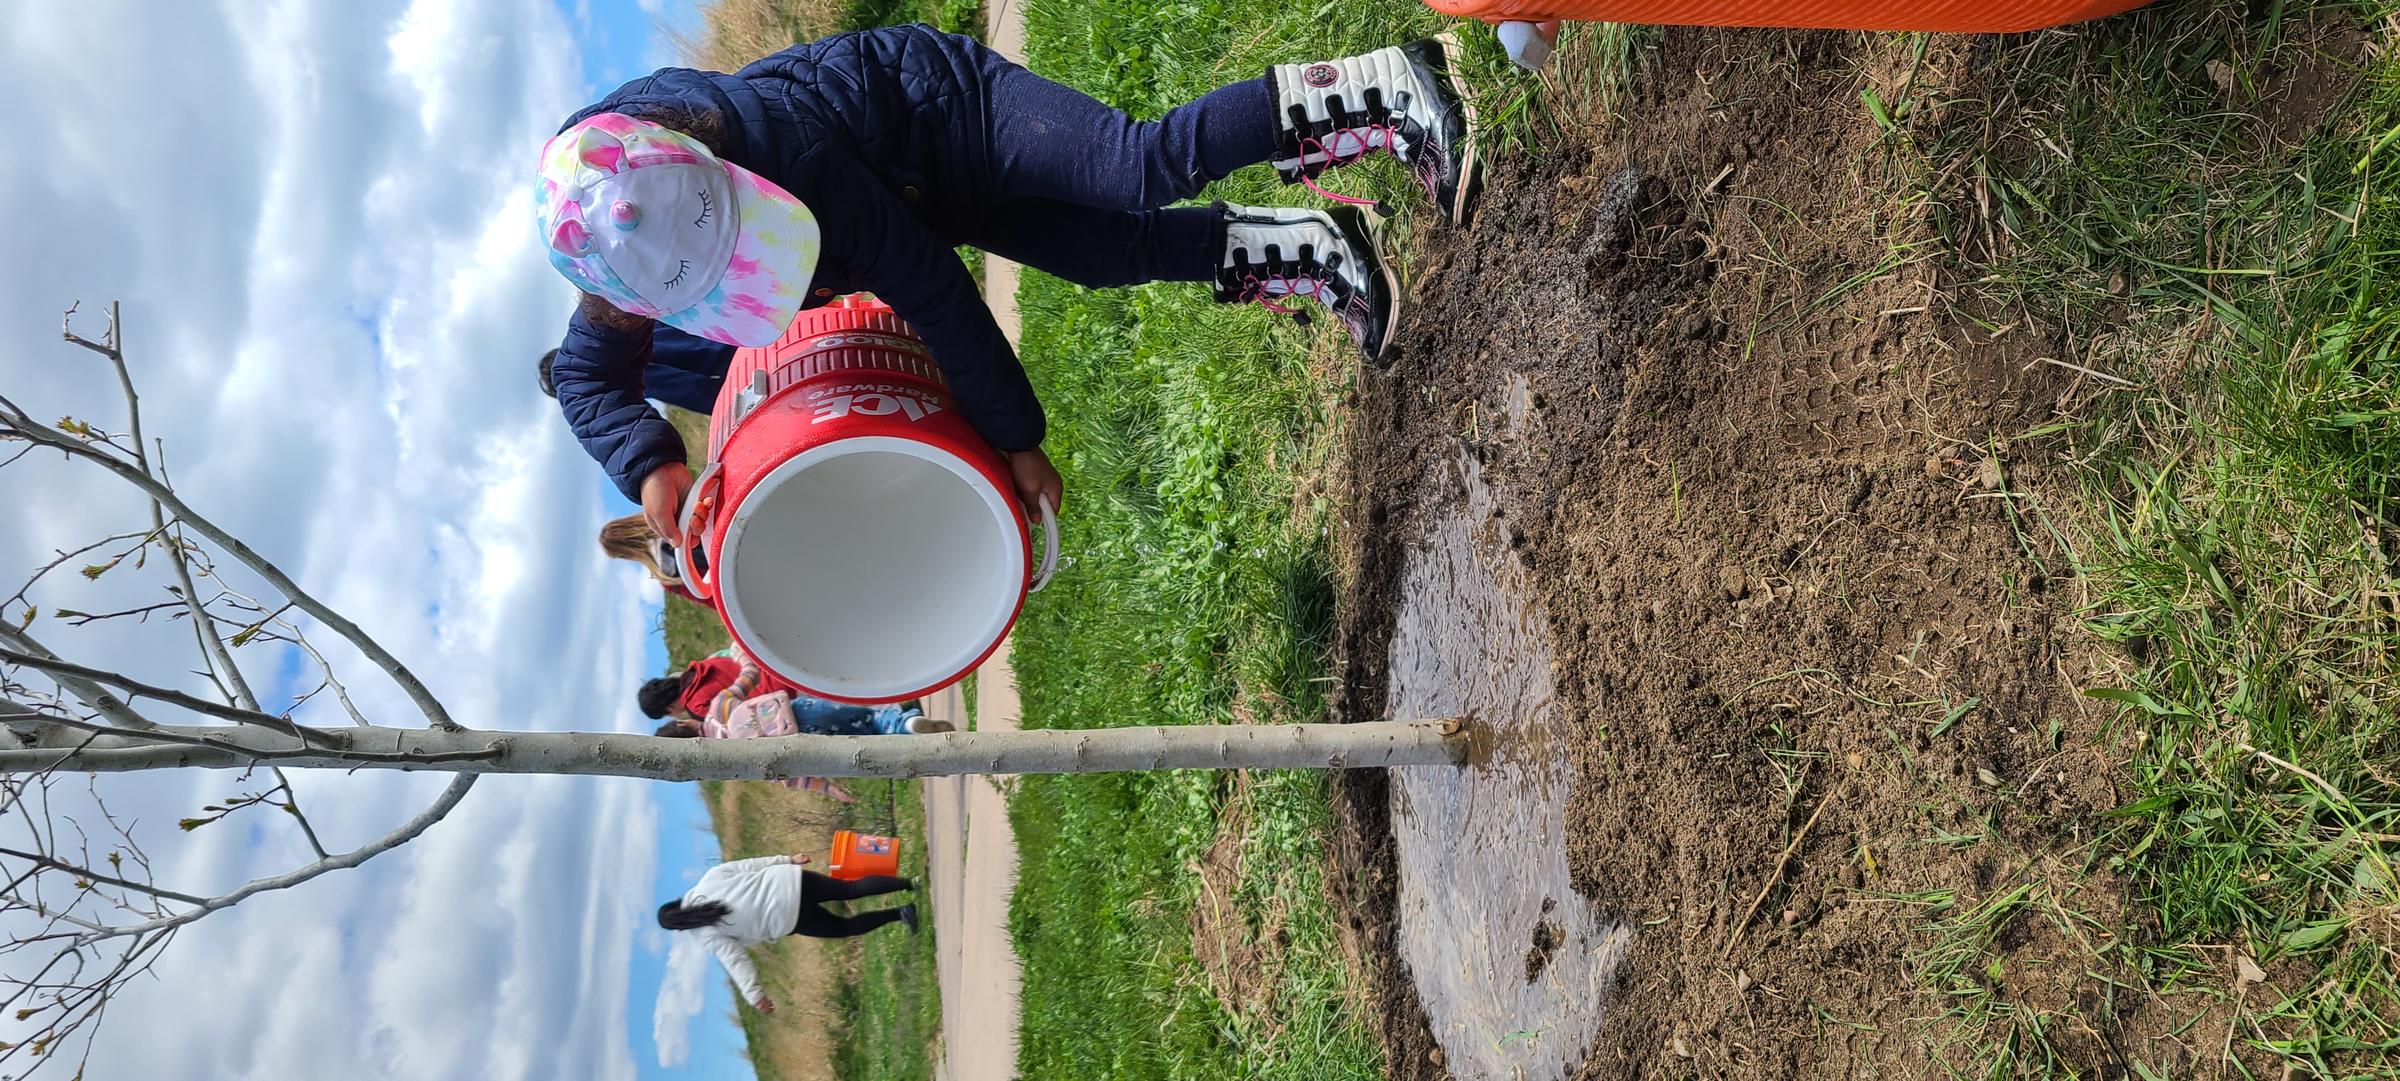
537;24;1480;536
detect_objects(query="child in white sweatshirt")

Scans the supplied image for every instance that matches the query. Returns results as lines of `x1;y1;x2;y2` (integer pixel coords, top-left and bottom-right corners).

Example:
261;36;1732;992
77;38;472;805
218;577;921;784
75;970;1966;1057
658;853;916;1013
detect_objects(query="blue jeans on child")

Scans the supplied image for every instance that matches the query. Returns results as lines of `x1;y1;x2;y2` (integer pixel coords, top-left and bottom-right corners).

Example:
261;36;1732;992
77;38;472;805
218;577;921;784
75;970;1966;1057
791;697;918;736
956;42;1280;289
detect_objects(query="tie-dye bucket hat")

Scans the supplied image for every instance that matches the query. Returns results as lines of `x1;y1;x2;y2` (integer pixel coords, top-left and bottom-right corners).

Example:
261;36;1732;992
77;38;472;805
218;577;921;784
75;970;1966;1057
537;113;820;348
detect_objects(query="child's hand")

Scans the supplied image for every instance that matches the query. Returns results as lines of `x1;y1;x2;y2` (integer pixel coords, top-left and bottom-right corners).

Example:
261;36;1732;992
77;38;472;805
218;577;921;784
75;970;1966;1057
789;853;811;866
756;997;776;1015
1008;449;1064;518
641;462;695;540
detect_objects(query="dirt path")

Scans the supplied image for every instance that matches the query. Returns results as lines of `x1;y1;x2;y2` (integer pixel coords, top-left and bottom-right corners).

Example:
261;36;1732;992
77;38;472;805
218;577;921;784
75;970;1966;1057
925;6;1029;1069
922;644;1024;1081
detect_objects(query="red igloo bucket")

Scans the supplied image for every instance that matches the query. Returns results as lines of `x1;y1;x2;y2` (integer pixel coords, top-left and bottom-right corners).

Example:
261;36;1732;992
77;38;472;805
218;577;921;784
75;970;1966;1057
675;295;1057;704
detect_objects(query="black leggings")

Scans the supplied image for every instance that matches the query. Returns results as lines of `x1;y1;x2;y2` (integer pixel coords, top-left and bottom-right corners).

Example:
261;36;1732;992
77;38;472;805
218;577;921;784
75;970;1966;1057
789;871;912;939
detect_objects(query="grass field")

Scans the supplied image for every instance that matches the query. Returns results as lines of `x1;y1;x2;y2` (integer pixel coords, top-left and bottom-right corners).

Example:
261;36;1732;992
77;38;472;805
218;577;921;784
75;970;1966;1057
1906;10;2400;1070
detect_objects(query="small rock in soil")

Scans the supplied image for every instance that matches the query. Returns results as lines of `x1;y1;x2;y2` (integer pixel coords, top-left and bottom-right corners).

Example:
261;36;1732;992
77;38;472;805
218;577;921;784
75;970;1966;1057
1976;458;2004;491
1671;1036;1693;1058
1524;919;1561;983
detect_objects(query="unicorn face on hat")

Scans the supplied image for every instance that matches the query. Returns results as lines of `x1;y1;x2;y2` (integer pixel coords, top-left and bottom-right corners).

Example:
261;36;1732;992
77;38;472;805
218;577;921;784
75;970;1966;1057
537;113;821;348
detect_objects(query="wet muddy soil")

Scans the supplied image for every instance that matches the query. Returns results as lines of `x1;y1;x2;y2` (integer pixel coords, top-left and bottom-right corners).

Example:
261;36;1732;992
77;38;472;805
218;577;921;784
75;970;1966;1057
1383;452;1631;1081
1326;27;2234;1081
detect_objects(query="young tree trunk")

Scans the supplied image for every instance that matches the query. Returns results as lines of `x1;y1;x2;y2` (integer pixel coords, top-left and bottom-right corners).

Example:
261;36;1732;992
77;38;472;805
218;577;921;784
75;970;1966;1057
0;718;1468;779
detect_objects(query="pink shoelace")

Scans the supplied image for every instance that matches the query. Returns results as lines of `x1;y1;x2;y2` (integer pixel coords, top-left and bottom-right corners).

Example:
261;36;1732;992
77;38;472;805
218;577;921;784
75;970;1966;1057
1235;271;1327;317
1293;124;1402;214
1232;271;1364;338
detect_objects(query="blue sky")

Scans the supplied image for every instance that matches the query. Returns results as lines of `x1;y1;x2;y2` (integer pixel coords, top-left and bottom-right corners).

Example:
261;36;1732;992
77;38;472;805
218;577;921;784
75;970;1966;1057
0;0;774;1077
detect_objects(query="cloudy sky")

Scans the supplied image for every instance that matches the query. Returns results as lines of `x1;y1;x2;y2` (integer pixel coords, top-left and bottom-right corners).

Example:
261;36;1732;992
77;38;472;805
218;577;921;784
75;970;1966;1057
0;0;756;1077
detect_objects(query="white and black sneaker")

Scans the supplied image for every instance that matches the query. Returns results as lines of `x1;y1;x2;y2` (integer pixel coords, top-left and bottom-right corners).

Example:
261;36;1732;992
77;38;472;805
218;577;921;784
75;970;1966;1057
1211;202;1400;363
904;715;954;735
1267;34;1483;226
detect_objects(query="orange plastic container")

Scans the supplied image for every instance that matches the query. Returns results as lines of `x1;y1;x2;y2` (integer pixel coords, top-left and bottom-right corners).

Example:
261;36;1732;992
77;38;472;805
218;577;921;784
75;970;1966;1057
828;830;902;880
1422;0;2152;32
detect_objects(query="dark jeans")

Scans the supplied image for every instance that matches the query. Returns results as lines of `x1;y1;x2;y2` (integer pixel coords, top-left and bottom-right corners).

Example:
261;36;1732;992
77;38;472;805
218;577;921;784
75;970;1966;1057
964;44;1280;287
788;870;912;939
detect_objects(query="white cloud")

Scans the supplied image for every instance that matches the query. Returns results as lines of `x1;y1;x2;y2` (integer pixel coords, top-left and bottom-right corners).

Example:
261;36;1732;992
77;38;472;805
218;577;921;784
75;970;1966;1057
652;932;712;1067
0;1;693;1079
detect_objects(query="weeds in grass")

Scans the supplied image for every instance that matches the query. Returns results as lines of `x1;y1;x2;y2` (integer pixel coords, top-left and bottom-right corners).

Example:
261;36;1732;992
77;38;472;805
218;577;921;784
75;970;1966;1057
1905;3;2400;1072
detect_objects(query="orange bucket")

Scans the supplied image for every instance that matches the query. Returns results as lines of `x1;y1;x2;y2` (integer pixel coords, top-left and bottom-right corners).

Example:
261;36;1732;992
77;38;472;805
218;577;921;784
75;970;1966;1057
1421;0;2152;32
828;830;901;880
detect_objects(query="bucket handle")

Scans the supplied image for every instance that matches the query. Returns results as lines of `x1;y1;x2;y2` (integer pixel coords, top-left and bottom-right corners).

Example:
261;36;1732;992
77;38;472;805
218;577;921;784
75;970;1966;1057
675;462;725;602
1028;495;1061;594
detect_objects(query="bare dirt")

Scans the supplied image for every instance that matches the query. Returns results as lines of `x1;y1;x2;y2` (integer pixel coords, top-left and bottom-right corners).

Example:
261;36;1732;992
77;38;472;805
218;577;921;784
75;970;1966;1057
1327;26;2262;1081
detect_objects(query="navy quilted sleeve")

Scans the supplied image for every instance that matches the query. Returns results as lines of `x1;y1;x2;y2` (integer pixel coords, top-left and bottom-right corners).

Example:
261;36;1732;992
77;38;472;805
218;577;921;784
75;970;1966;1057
551;311;690;501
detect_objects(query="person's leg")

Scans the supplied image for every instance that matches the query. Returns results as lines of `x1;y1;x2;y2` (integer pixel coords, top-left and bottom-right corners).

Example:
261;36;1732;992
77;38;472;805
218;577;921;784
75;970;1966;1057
802;869;915;901
790;901;911;939
874;703;958;735
790;695;886;737
969;198;1396;364
963;199;1219;289
972;37;1482;225
976;48;1280;211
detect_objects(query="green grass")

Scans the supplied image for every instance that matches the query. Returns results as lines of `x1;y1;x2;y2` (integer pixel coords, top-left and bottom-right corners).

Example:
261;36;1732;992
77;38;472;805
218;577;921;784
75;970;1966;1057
996;1;1535;1078
1907;3;2400;1073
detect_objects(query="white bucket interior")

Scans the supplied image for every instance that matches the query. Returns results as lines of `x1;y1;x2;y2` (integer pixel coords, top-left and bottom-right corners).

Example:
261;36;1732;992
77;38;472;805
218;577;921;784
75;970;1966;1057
717;435;1024;700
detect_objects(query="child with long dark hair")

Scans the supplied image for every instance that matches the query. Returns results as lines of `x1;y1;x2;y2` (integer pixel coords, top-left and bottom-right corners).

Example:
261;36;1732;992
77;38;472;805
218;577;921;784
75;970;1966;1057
660;853;917;1014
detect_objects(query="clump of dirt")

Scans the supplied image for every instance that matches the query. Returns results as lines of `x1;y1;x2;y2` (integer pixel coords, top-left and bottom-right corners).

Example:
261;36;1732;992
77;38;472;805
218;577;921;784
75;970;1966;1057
1524;908;1562;984
1326;25;2265;1081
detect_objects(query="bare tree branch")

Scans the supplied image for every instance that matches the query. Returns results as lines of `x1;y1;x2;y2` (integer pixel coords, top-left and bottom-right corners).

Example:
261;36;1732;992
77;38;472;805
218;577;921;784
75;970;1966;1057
0;718;1470;779
208;586;370;728
0;646;326;743
0;376;463;732
0;846;206;907
3;528;163;615
0;625;157;732
58;774;476;946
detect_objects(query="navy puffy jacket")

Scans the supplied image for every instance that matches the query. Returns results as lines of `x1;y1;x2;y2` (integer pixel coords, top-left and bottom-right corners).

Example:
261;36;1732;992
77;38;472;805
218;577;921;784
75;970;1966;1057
646;327;733;415
549;25;1043;500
